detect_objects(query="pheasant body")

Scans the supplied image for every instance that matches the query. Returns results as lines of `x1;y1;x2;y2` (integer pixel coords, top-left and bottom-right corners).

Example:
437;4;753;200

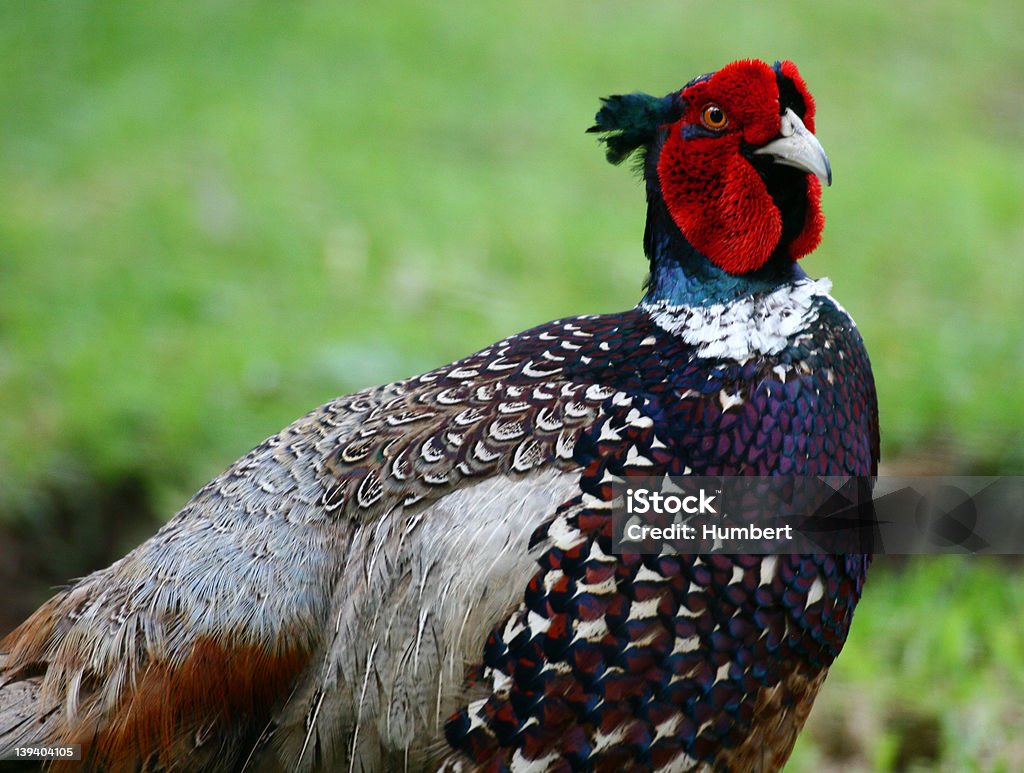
0;58;878;772
444;286;876;771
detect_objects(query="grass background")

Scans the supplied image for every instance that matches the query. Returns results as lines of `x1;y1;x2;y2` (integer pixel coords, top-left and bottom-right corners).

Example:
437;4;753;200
1;1;1022;769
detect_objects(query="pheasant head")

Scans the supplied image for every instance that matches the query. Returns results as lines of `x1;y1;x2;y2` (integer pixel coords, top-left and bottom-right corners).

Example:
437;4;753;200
591;59;830;291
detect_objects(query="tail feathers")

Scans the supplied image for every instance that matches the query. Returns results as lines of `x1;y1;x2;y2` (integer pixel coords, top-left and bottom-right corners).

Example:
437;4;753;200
1;602;318;771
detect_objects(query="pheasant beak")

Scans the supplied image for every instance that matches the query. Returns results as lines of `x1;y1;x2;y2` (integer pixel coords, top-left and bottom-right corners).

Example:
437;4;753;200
753;108;832;186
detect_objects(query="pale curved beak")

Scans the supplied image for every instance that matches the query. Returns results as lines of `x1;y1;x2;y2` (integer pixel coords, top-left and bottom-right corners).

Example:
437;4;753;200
753;107;832;186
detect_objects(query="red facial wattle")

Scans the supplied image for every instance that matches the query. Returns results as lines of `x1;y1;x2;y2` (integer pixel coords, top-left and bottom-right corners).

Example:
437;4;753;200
656;59;826;275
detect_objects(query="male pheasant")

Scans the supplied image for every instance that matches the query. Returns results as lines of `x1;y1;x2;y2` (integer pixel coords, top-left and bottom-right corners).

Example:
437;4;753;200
0;59;878;772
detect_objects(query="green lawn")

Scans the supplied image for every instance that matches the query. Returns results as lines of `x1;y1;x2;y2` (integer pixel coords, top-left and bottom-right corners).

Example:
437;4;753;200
1;2;1022;769
788;556;1024;771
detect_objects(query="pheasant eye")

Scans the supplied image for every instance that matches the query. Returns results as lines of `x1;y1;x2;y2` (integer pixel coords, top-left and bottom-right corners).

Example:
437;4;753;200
700;104;728;130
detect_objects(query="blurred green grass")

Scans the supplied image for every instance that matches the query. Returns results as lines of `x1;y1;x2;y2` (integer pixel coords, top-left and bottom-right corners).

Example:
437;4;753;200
1;1;1022;769
788;556;1024;772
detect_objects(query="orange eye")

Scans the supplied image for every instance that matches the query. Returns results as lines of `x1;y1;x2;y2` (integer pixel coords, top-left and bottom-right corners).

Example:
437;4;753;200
700;104;728;130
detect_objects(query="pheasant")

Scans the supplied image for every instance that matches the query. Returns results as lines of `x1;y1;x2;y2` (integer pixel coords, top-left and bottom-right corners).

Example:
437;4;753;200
0;59;878;772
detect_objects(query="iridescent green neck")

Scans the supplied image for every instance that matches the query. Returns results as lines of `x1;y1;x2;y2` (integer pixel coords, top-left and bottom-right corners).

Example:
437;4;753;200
641;190;805;306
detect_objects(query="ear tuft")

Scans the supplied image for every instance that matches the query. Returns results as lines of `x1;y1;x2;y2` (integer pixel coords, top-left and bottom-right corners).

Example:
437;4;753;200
587;92;682;165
